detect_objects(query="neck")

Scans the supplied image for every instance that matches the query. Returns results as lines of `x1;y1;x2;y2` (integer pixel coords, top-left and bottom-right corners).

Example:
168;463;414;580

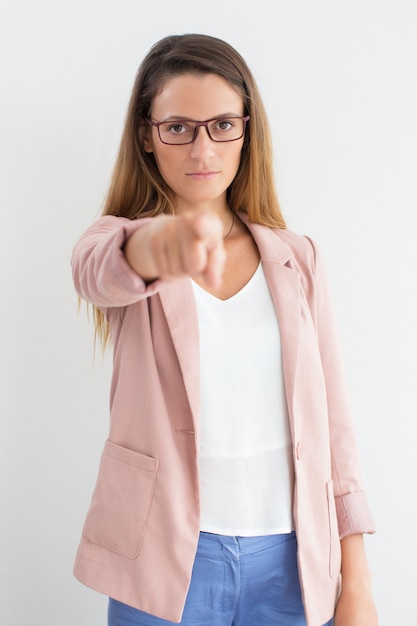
173;196;228;215
223;209;235;239
172;196;236;237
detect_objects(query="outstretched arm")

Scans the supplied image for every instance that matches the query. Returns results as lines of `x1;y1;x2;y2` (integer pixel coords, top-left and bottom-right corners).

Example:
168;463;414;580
72;211;225;307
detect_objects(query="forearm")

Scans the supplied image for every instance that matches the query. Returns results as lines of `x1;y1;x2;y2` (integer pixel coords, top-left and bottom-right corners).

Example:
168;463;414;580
340;534;372;591
71;215;159;307
334;534;378;625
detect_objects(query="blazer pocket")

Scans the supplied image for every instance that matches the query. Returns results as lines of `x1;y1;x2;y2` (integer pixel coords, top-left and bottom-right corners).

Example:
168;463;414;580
326;480;341;579
82;439;158;559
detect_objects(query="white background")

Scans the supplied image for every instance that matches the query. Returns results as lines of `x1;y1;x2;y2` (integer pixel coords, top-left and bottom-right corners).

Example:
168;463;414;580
1;1;416;624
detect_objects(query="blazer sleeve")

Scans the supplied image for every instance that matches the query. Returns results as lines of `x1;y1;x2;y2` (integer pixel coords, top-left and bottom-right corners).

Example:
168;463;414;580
305;237;376;539
71;215;163;308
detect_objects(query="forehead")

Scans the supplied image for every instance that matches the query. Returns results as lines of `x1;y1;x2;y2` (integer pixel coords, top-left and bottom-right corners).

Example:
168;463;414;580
151;73;244;120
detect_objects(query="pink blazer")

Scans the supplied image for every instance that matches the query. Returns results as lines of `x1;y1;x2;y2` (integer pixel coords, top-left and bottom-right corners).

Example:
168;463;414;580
72;213;375;626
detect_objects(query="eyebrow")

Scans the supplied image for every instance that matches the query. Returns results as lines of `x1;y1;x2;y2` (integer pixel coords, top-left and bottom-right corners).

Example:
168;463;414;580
157;112;243;122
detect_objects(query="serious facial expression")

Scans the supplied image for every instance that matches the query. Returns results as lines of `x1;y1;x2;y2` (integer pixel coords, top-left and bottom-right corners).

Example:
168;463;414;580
143;72;245;214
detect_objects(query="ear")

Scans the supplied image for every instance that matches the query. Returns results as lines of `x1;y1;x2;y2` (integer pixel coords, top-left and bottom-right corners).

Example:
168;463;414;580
139;125;153;154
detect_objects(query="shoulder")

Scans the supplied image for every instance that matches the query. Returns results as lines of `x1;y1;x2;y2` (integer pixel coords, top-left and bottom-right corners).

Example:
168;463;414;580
239;213;319;271
274;228;317;257
73;215;154;251
83;214;146;236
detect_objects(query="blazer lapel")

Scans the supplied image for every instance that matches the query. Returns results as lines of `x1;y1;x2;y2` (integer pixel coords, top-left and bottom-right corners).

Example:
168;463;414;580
158;278;201;435
242;217;301;428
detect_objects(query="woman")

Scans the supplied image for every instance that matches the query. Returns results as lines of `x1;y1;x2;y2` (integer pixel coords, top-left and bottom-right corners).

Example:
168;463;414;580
72;34;378;626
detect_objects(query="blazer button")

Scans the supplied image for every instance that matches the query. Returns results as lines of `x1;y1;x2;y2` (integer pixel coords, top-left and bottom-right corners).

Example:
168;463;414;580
296;442;304;460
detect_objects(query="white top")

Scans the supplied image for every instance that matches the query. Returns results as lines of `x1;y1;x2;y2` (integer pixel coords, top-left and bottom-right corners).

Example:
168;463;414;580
192;263;294;536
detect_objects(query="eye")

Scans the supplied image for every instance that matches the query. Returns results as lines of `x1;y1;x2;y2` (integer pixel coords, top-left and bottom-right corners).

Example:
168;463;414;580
215;119;234;131
166;121;191;134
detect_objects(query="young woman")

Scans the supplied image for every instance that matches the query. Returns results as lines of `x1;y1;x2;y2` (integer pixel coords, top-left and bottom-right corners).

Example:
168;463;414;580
72;34;378;626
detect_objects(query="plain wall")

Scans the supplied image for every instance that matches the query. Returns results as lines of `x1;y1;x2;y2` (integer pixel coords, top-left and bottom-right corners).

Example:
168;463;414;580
1;1;416;624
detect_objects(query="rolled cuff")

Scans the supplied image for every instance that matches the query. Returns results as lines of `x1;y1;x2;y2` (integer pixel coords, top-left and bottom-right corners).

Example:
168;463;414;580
335;491;376;539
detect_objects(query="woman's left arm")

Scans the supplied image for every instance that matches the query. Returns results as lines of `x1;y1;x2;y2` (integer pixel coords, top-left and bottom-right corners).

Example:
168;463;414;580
334;534;378;626
301;238;378;624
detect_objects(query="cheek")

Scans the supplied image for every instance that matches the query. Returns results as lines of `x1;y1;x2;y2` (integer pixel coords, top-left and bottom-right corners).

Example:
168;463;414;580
152;150;181;185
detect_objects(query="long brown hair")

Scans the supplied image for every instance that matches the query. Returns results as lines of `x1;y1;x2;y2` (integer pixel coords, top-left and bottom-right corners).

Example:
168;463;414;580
94;34;286;346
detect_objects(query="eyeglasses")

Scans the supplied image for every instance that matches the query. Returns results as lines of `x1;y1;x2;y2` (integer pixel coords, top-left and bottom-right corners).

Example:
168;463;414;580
146;116;250;145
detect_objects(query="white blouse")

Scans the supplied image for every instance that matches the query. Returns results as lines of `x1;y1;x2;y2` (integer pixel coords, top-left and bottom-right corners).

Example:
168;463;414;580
192;263;294;536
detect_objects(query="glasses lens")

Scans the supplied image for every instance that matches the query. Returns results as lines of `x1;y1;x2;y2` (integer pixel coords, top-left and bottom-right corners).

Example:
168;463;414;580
208;118;245;142
159;121;195;144
158;118;246;144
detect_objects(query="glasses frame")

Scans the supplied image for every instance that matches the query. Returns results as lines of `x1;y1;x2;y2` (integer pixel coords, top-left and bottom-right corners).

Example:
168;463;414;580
145;116;250;145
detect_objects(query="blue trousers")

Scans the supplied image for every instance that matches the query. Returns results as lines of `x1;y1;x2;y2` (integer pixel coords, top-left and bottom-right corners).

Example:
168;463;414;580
108;531;334;625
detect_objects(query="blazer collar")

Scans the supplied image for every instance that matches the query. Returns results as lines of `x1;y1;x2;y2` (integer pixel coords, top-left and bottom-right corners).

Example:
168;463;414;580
237;212;294;266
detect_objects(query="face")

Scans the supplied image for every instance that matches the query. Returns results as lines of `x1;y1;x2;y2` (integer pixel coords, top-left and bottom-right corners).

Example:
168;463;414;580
143;73;245;214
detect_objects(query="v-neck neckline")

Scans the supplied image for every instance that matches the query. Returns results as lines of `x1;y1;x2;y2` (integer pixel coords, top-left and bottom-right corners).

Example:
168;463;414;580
191;262;262;303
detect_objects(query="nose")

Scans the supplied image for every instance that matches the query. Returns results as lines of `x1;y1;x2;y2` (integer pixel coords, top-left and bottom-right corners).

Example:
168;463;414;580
189;125;215;159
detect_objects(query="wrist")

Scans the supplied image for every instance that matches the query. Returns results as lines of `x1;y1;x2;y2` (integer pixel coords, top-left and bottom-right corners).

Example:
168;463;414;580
340;575;372;594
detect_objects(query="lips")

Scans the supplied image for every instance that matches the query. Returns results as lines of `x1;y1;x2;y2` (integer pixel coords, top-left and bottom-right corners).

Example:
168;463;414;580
186;171;219;181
